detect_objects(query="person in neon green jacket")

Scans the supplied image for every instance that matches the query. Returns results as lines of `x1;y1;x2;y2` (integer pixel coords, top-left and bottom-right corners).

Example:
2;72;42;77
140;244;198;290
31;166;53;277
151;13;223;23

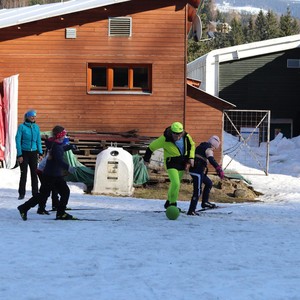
143;122;195;209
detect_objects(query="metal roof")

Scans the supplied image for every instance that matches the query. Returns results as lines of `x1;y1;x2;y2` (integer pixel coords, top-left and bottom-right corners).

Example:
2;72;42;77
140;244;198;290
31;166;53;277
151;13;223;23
0;0;131;29
187;34;300;96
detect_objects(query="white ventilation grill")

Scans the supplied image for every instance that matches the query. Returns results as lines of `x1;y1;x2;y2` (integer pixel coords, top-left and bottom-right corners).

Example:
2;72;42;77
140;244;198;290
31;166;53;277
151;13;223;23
65;28;77;39
109;17;132;37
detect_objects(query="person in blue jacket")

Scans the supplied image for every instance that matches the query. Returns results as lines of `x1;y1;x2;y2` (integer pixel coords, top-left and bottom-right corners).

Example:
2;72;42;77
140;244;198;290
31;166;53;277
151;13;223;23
15;110;43;200
18;125;77;221
187;135;225;215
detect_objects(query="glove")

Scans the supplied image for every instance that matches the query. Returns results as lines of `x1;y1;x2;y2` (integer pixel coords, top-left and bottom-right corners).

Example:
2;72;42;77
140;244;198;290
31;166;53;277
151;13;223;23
188;158;194;168
216;166;224;179
71;144;78;151
68;166;76;174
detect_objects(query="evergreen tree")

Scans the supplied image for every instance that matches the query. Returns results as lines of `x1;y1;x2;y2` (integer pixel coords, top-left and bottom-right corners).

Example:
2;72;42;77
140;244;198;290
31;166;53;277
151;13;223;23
280;7;299;36
243;16;256;43
265;10;280;39
254;10;268;41
212;32;231;49
228;17;244;46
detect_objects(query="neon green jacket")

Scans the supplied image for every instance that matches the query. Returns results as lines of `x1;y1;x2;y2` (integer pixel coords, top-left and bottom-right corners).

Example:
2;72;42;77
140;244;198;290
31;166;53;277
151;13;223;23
144;126;195;170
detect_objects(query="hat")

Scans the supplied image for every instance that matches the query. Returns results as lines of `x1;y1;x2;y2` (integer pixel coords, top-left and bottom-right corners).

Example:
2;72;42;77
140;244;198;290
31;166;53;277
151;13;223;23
25;110;36;118
208;135;220;149
52;125;67;139
171;122;183;133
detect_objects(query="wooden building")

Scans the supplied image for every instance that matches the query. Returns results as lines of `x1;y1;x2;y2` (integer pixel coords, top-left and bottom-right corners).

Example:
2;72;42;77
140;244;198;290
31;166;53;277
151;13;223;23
0;0;234;165
187;35;300;139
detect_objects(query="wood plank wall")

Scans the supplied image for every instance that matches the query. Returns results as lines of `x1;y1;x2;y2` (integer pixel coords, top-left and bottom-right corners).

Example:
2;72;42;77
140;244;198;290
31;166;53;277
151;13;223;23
0;0;187;138
185;85;233;165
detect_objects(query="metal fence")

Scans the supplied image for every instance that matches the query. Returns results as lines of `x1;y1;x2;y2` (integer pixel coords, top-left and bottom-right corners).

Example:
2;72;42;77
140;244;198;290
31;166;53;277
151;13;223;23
223;110;270;175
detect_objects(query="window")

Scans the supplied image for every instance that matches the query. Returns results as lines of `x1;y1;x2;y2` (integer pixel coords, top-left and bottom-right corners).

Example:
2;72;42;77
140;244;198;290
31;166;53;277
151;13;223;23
287;59;300;68
87;63;152;94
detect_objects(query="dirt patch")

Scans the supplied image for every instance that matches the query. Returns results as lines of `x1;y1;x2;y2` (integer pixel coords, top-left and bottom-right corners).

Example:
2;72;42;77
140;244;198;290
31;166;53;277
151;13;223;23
133;172;263;203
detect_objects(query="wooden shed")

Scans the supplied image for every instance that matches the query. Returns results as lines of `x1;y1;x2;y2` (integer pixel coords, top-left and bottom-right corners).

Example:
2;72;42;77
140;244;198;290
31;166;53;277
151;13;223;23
0;0;233;165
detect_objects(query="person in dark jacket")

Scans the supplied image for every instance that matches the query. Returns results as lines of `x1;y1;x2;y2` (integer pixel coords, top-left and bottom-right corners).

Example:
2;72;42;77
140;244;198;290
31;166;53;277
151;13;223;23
36;136;77;214
17;125;76;221
187;135;225;215
15;110;43;200
143;122;195;209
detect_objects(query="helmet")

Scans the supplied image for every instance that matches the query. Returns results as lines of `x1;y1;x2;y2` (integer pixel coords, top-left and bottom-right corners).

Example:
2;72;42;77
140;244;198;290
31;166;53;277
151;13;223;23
171;122;183;133
208;135;220;149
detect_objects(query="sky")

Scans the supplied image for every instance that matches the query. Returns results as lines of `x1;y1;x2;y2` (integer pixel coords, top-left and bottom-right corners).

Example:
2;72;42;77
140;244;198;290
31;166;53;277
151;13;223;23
0;132;300;300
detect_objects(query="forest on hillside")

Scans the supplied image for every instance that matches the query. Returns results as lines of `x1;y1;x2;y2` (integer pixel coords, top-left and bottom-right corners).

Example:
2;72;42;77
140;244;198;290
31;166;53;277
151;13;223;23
215;0;300;19
188;0;300;61
1;0;299;62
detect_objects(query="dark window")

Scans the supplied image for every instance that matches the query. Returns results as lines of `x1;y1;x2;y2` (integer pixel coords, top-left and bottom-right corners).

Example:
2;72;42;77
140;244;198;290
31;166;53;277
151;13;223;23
91;67;106;87
114;67;128;88
87;63;152;93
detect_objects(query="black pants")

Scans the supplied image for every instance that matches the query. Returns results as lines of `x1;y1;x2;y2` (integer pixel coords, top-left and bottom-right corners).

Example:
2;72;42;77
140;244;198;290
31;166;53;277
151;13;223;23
18;150;39;197
37;172;59;209
19;175;70;216
190;172;212;201
188;172;213;212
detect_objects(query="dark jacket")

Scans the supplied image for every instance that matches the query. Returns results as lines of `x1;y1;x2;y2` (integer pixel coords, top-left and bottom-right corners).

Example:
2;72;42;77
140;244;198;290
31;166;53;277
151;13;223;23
43;138;70;177
189;142;220;174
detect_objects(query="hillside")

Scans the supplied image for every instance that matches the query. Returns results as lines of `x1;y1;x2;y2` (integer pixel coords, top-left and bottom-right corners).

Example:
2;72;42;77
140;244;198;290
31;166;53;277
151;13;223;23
215;0;300;19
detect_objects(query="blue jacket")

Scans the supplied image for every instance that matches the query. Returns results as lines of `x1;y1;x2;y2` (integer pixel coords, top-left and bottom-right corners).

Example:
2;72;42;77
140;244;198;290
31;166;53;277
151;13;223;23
15;121;43;157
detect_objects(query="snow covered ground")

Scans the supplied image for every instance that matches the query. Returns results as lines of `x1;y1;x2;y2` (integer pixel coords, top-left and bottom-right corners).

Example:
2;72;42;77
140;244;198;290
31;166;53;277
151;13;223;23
0;133;300;300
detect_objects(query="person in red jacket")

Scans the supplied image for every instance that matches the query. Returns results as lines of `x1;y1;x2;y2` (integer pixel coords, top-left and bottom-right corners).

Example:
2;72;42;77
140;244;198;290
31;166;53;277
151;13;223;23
187;135;224;215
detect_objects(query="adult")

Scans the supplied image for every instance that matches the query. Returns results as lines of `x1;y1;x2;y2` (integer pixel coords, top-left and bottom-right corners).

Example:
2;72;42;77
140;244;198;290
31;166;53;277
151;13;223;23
15;110;43;200
144;122;195;209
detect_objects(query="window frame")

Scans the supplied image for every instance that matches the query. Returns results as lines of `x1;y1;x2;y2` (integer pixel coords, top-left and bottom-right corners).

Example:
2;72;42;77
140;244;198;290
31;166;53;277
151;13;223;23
87;63;152;94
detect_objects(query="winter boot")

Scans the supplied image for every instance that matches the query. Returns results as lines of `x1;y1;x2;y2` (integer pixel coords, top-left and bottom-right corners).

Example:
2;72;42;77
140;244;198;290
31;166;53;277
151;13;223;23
164;200;171;209
37;208;50;215
17;205;28;221
187;211;200;216
56;212;77;220
201;201;216;209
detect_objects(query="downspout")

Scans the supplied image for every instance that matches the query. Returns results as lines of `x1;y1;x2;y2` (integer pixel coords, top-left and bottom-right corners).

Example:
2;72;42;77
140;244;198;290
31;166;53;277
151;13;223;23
183;4;188;128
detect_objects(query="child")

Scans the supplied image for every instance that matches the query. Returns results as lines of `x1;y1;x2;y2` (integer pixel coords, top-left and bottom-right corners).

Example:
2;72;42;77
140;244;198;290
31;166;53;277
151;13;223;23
17;125;76;221
36;136;76;214
187;135;224;215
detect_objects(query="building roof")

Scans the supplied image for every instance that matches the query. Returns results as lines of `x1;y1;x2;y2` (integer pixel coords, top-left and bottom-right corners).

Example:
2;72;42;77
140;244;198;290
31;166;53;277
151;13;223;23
0;0;131;29
187;34;300;96
187;83;235;109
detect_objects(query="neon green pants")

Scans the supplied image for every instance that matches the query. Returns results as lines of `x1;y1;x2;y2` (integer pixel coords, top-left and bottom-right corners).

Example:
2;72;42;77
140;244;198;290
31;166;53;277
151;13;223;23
167;168;185;204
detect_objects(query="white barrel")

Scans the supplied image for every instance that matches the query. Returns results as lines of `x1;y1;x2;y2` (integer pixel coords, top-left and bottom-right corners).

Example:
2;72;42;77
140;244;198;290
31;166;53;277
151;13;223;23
92;147;134;196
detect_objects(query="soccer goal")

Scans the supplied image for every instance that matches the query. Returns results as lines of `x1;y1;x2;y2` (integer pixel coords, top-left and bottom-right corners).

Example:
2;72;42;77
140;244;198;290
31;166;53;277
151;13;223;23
223;110;271;176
